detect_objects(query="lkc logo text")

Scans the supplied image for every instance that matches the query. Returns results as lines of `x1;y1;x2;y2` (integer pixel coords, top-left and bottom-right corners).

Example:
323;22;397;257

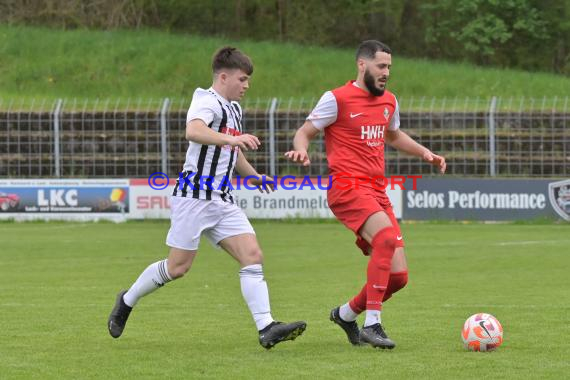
37;189;78;206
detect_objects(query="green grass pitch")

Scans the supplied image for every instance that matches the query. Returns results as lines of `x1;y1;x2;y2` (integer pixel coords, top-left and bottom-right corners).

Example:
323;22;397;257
1;221;569;379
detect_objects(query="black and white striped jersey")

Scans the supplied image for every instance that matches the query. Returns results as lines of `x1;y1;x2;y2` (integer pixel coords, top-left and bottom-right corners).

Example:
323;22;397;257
173;87;242;203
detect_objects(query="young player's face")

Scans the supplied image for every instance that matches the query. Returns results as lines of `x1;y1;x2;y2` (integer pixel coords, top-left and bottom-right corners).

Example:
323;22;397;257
361;51;391;96
222;69;250;101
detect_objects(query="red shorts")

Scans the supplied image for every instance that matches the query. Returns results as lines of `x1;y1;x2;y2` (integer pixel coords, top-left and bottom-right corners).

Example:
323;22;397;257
328;184;404;255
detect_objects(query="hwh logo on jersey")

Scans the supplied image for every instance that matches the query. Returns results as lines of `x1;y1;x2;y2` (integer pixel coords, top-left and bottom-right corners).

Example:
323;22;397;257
220;126;241;136
360;125;385;140
220;126;241;151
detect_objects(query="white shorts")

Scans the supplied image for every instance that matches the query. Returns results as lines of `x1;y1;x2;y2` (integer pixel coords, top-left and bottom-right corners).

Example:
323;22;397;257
166;196;255;251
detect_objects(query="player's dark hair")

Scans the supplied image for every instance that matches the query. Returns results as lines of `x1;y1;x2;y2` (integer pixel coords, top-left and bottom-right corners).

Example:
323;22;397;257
212;46;253;75
356;40;392;60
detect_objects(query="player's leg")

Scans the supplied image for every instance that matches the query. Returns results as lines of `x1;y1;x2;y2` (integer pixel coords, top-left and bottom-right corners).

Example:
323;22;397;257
383;248;408;302
218;233;272;329
356;211;398;348
326;189;390;346
124;247;197;307
219;234;306;349
108;196;205;339
349;207;408;302
358;211;396;320
108;247;197;339
340;245;406;312
382;207;408;302
211;204;306;349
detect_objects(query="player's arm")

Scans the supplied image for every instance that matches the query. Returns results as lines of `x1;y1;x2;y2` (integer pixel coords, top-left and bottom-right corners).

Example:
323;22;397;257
284;121;320;166
285;90;335;166
235;152;275;193
385;129;446;174
235;151;259;177
185;119;260;151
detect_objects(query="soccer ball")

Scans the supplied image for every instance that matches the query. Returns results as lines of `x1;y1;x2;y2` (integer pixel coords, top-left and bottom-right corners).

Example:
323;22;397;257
461;313;503;351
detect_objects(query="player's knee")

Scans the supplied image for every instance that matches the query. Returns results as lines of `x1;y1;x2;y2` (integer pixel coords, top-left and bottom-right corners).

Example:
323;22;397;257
237;246;263;266
246;247;264;265
371;226;398;250
370;227;398;268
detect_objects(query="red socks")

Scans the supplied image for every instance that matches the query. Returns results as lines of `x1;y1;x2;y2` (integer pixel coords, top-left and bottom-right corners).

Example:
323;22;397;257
348;228;408;313
383;271;408;302
348;270;409;313
365;227;397;310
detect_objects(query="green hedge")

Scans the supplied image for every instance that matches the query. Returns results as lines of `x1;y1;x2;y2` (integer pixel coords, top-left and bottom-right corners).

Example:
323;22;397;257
1;0;569;74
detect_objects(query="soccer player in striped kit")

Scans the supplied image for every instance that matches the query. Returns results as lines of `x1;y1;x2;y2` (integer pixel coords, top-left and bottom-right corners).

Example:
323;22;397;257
108;47;306;349
286;40;446;349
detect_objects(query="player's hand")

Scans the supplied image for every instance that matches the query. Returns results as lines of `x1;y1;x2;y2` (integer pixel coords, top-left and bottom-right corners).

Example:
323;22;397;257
284;150;311;166
230;134;260;151
423;151;446;174
248;174;275;194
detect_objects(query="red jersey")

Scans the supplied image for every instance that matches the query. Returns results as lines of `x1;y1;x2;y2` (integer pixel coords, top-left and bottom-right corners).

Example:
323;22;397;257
324;81;398;180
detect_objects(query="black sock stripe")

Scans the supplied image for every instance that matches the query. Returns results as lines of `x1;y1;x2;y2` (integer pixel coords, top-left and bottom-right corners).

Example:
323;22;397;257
239;267;263;276
158;260;170;283
157;261;166;283
163;261;171;283
158;261;166;282
163;261;171;282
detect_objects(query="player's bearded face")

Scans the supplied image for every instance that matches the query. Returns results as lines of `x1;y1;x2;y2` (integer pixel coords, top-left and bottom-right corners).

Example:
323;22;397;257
364;68;386;97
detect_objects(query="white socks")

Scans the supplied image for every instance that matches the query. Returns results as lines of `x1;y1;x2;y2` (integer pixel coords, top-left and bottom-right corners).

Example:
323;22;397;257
239;264;274;331
122;261;274;331
340;303;381;327
364;310;381;327
338;303;382;327
339;303;359;322
123;259;172;307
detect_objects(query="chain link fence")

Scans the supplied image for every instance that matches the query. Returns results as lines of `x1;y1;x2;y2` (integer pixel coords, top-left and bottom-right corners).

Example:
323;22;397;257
1;97;569;178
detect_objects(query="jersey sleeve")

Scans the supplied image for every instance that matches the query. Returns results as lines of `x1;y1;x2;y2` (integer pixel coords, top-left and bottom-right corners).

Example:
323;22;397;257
307;91;338;130
186;90;218;126
388;98;400;131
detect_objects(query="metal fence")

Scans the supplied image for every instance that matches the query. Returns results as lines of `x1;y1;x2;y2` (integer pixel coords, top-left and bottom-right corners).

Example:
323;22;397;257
1;97;569;178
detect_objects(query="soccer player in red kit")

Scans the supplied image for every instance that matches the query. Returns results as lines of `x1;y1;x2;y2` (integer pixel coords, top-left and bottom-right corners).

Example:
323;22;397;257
285;40;446;349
